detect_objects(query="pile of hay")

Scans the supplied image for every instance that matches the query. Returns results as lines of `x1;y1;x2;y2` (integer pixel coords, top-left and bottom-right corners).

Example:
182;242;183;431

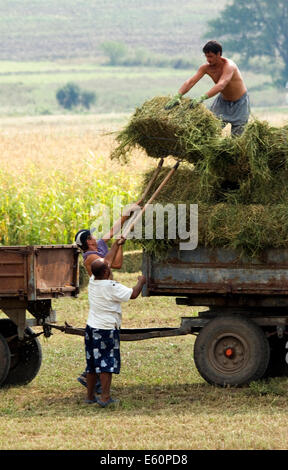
111;96;288;258
111;96;222;163
135;167;288;258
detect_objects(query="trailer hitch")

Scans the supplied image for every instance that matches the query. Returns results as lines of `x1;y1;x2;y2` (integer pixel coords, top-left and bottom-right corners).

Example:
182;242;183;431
43;323;53;338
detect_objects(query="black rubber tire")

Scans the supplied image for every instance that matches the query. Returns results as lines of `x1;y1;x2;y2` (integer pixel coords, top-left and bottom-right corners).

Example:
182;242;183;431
194;315;270;387
0;332;11;386
264;335;288;378
0;319;42;387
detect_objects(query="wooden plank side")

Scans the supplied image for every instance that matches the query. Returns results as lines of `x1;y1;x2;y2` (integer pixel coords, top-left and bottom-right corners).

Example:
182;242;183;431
35;246;79;294
0;248;27;295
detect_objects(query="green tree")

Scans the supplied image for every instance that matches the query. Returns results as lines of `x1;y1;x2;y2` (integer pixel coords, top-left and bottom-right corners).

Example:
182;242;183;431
100;41;128;65
80;90;96;109
56;83;81;109
205;0;288;86
56;83;96;110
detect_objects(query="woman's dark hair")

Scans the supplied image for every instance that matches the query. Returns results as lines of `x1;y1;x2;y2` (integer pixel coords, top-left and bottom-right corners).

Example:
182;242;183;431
203;41;222;56
81;237;90;252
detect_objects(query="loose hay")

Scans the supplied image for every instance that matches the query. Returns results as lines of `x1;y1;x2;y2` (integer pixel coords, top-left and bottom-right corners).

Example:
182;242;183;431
111;96;222;163
136;157;288;258
112;96;288;257
137;201;288;260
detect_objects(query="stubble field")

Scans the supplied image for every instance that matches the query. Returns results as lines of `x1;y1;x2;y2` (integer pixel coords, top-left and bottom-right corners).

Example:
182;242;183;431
1;111;288;450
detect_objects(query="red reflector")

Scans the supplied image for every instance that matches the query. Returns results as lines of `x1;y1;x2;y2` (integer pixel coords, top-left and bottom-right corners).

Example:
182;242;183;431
225;348;233;357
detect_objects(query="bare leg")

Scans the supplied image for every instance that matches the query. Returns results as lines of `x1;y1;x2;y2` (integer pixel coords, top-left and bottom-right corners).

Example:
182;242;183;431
100;372;112;402
86;372;97;401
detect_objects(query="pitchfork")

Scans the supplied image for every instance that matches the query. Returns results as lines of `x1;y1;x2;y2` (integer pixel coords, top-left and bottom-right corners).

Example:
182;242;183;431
121;158;180;240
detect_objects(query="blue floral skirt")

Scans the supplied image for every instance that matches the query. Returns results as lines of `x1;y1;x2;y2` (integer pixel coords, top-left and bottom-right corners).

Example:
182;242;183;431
85;325;121;374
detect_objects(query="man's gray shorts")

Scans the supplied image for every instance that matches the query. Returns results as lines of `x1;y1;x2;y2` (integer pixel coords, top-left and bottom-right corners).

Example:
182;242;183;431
209;92;250;136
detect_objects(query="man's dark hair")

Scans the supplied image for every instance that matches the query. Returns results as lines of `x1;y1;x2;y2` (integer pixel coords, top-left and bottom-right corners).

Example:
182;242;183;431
91;260;109;279
203;41;222;56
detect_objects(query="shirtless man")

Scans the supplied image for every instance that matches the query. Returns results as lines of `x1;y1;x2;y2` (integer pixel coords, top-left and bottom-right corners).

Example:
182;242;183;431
165;41;250;136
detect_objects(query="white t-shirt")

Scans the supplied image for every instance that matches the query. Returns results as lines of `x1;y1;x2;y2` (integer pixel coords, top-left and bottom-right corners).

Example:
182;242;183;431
87;278;133;330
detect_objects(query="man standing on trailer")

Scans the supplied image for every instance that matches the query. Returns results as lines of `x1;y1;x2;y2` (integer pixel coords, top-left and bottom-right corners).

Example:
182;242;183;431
165;40;250;136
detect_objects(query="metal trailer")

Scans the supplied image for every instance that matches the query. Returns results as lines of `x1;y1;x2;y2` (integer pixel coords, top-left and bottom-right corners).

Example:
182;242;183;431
1;243;288;388
141;246;288;386
49;245;288;388
0;245;79;387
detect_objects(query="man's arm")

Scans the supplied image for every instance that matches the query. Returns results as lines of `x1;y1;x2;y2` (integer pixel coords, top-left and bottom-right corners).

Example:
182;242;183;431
189;62;235;108
130;275;146;299
104;237;125;268
110;243;123;269
178;65;206;95
165;65;206;109
84;240;124;276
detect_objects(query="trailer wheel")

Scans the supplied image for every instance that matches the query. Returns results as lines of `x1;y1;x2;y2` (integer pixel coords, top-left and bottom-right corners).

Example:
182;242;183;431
194;315;270;387
0;333;11;386
0;319;42;387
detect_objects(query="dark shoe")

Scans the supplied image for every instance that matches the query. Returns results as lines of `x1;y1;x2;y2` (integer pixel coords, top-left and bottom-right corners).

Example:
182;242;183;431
84;397;98;404
77;376;87;388
96;396;120;408
95;382;102;394
77;375;102;394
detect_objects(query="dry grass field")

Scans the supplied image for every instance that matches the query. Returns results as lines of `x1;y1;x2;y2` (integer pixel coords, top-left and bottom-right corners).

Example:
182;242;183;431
1;111;288;451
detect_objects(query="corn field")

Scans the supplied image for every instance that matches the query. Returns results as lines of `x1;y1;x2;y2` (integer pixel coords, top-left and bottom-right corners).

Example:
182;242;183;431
0;119;145;246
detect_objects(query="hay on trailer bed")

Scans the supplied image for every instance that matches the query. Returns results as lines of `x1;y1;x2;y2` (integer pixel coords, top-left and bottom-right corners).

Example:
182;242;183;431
135;161;288;258
112;96;288;258
111;96;288;185
137;201;288;259
139;155;288;206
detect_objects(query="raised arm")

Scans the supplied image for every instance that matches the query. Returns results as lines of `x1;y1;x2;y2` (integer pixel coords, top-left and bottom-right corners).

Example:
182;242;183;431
104;237;125;268
178;65;206;95
165;65;206;109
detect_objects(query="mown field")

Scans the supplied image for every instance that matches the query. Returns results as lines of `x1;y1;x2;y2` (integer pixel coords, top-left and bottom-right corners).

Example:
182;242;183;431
2;272;288;451
1;112;288;450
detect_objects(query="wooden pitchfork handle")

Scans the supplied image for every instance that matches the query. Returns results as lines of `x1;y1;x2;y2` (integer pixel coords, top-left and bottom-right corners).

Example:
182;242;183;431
136;157;164;206
121;160;180;240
